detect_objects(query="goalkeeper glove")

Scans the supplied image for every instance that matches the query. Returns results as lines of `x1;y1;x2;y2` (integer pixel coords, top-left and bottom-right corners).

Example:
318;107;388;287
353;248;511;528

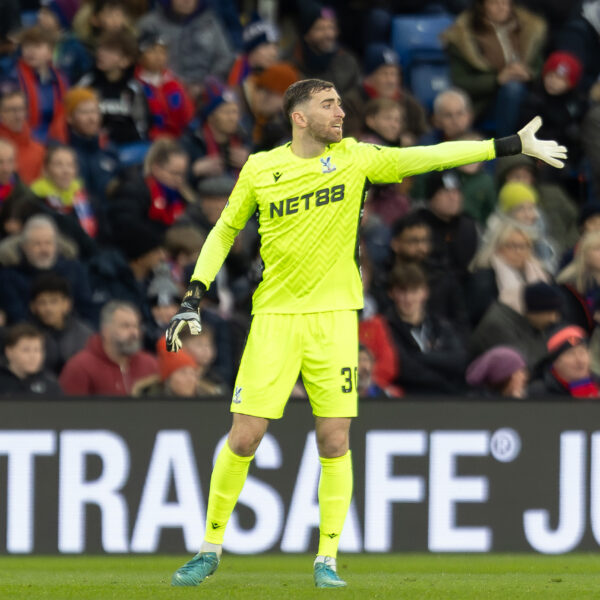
165;280;206;352
518;116;567;169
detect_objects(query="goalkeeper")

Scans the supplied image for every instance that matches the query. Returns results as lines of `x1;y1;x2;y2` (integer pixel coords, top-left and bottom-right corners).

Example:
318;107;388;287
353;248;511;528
166;79;565;588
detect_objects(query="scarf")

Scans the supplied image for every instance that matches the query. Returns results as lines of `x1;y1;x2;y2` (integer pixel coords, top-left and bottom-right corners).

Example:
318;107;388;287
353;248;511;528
551;367;600;397
0;177;15;203
146;176;185;226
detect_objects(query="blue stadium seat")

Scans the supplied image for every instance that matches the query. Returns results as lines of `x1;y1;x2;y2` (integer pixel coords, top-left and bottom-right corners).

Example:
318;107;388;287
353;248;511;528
117;141;151;167
391;13;454;110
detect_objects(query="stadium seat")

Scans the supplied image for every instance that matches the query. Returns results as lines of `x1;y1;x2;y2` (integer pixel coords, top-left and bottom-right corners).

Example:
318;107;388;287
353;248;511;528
117;141;151;167
391;13;454;110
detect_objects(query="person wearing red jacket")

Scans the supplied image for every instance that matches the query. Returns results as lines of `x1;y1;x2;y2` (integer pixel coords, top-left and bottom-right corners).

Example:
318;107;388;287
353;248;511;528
59;300;158;395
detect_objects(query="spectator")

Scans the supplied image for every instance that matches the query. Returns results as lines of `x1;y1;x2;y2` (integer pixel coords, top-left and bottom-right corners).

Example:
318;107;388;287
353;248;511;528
557;230;600;332
59;300;158;395
72;0;135;49
182;78;250;187
163;223;204;287
0;214;94;324
108;138;194;236
37;0;93;84
134;30;195;140
495;153;578;258
351;43;428;141
520;51;587;172
469;281;562;368
0;322;62;395
468;221;550;325
441;0;546;136
179;326;226;395
65;87;119;208
15;25;68;144
529;324;600;398
228;16;280;89
466;345;528;398
246;62;300;151
582;102;600;203
357;345;388;398
420;88;474;145
31;145;98;240
137;0;235;93
0;88;45;184
290;3;361;134
415;170;478;285
487;180;557;273
384;263;468;394
28;272;94;375
78;29;150;145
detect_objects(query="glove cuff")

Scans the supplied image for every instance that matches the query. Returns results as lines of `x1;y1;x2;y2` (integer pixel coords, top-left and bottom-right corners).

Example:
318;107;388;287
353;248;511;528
494;135;522;157
181;280;206;312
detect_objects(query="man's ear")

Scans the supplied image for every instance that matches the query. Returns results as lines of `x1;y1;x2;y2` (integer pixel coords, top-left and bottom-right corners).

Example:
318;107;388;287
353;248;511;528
291;109;307;129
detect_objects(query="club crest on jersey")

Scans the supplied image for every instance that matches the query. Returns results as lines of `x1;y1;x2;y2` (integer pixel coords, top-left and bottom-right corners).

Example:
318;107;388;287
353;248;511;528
233;386;243;403
320;156;336;174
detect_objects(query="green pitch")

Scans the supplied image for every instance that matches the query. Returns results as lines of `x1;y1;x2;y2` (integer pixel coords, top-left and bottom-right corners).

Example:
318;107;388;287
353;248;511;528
1;554;599;599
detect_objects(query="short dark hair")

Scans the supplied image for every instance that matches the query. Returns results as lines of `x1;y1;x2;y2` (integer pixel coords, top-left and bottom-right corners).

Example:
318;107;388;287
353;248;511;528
30;273;72;301
364;97;401;120
390;212;430;238
282;78;335;121
43;144;77;169
19;25;56;48
4;323;44;348
93;0;130;16
143;138;187;176
97;28;138;60
388;262;428;291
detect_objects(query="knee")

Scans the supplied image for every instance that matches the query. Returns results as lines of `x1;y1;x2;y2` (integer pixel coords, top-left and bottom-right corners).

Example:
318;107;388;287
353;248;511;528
317;430;349;458
228;428;263;457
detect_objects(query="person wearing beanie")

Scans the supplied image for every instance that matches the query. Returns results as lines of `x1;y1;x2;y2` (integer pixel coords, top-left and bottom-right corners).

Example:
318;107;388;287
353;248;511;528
181;77;250;187
466;345;528;398
529;324;600;398
37;0;93;85
0;88;45;184
134;31;195;140
469;280;562;369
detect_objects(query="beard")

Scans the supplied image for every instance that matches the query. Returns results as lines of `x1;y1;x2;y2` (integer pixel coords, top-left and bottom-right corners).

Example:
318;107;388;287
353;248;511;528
306;119;343;145
115;336;141;356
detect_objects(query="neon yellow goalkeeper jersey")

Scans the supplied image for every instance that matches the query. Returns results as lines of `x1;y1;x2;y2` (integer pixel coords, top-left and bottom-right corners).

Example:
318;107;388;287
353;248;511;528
192;137;496;314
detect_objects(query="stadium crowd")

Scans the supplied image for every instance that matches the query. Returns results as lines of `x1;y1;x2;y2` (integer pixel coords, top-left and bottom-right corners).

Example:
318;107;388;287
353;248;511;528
1;0;600;400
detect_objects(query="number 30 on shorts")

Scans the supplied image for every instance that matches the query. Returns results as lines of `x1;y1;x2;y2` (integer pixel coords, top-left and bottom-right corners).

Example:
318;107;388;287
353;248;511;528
341;366;358;393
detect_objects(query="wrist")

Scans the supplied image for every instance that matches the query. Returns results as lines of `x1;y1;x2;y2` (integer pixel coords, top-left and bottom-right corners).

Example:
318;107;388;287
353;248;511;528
494;135;522;157
181;280;206;311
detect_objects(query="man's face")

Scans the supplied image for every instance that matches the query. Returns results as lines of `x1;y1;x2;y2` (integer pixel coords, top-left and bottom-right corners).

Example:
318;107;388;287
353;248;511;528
151;303;179;327
201;196;228;225
429;187;462;220
22;225;58;269
0;143;16;185
96;46;129;73
5;337;44;376
391;225;431;262
248;42;279;70
0;94;27;132
304;17;337;54
358;349;373;387
389;285;428;319
95;6;129;32
167;365;198;396
182;333;214;368
208;102;240;136
153;154;188;190
366;106;403;143
103;308;141;356
434;94;472;140
497;230;532;270
46;149;77;191
21;42;53;71
30;291;71;329
69;100;101;137
367;65;400;99
553;344;591;383
526;310;560;331
172;0;198;16
297;87;344;144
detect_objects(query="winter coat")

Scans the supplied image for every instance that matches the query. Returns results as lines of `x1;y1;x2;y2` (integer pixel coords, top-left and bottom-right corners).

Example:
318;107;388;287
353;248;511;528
469;300;550;367
59;333;158;395
359;314;399;389
137;3;234;84
558;283;597;334
0;363;62;396
441;6;547;115
0;122;45;185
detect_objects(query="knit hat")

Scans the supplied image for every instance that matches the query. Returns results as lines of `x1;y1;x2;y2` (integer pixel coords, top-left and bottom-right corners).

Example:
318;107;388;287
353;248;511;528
199;76;237;119
114;223;163;261
545;324;587;362
299;3;336;36
156;337;197;381
138;29;168;53
243;17;279;54
64;87;98;117
364;43;400;76
577;201;600;228
466;346;526;387
542;51;583;89
254;62;299;94
498;181;538;213
424;170;460;199
523;282;562;313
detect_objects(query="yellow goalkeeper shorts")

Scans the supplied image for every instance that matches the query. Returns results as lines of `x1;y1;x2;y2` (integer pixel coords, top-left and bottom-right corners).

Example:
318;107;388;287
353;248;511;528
231;310;358;419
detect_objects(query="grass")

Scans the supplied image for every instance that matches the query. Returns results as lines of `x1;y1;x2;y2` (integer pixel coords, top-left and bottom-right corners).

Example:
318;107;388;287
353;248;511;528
1;554;600;599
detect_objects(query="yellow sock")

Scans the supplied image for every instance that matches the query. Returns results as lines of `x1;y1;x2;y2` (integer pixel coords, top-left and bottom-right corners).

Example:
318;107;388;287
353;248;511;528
317;450;353;558
204;440;253;545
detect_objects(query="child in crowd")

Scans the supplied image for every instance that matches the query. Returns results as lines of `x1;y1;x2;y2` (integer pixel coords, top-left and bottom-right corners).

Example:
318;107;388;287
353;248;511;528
180;325;225;395
28;272;94;375
134;30;195;140
78;29;150;144
31;145;98;239
0;322;62;395
16;26;68;144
